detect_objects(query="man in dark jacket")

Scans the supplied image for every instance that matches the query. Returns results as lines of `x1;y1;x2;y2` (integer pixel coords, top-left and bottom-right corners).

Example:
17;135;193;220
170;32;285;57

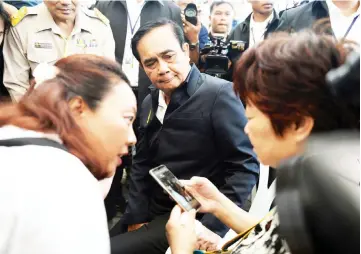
110;19;259;254
95;0;184;221
276;0;360;43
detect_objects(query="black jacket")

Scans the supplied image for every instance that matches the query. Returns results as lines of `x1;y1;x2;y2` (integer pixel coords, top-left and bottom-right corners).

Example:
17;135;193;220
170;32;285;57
95;0;182;106
228;10;280;53
124;65;260;236
276;1;330;32
224;10;279;81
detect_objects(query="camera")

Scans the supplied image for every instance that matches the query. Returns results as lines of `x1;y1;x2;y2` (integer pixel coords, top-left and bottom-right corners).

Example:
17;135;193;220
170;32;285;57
200;36;246;77
184;3;198;26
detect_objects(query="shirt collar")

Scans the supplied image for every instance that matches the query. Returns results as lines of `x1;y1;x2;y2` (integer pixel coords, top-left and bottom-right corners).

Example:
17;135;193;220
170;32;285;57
158;90;167;109
35;4;90;36
250;11;274;29
35;3;59;32
0;125;62;144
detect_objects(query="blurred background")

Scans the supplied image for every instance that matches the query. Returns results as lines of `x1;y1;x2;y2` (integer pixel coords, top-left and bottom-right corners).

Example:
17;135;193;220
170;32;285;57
176;0;296;28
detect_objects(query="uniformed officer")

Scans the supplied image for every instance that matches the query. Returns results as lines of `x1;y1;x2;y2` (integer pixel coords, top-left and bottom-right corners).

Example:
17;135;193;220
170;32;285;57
3;0;115;101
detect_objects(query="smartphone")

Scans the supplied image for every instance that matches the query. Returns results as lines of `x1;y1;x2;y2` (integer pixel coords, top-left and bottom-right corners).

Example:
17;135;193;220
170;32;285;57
150;165;201;212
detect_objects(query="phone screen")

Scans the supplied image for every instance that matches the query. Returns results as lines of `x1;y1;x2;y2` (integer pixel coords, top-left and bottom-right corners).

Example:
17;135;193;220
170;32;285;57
150;165;201;211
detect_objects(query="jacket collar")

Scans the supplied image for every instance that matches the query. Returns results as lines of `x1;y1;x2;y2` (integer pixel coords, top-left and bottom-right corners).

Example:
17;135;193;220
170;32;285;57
241;9;279;33
311;0;330;19
148;64;201;98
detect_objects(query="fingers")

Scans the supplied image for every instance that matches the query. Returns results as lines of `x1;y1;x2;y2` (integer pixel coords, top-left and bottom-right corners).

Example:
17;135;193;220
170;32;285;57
180;208;196;227
169;205;182;222
190;176;207;185
179;179;192;186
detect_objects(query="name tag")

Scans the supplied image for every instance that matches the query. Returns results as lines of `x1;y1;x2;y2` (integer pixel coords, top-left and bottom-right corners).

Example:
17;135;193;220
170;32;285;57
34;42;53;49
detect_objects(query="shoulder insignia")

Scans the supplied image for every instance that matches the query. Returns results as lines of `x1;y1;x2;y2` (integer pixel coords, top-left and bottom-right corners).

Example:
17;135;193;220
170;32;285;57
11;6;28;26
94;8;109;25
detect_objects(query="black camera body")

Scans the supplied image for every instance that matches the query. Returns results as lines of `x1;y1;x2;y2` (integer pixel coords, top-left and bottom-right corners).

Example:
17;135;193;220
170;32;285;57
184;3;198;26
200;37;246;77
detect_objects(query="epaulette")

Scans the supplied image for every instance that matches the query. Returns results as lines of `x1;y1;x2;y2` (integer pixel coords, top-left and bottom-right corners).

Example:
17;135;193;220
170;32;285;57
84;8;109;25
11;6;37;27
94;8;109;25
11;6;28;26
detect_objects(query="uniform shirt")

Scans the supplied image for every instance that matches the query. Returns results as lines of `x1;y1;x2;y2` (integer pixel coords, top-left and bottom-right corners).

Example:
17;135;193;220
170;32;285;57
326;0;360;43
3;3;115;101
249;12;274;48
122;0;145;87
0;125;110;254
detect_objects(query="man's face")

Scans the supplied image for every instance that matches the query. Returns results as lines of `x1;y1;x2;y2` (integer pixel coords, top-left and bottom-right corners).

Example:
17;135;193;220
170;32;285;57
251;0;274;16
44;0;78;22
137;25;191;95
210;3;234;34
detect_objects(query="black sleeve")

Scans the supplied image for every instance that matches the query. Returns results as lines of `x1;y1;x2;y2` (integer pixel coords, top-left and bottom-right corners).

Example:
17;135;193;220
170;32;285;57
122;97;153;224
200;82;260;236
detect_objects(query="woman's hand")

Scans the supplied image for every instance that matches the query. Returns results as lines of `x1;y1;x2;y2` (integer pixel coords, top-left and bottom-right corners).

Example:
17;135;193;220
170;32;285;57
166;206;197;254
182;177;223;214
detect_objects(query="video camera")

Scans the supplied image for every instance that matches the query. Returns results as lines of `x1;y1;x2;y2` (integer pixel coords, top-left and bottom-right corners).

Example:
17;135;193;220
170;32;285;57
200;36;246;77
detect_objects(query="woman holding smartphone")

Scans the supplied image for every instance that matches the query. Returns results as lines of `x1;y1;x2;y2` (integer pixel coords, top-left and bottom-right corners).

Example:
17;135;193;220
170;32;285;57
165;30;359;254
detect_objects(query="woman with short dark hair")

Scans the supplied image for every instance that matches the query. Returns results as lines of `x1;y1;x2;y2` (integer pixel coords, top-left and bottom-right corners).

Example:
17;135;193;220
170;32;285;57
0;54;137;253
166;31;359;254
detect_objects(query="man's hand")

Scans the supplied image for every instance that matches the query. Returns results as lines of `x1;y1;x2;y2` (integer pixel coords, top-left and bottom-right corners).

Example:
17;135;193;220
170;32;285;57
181;13;201;44
196;224;222;251
128;223;148;232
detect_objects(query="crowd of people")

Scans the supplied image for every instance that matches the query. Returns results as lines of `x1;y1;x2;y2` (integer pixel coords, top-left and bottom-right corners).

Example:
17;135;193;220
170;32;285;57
0;0;359;254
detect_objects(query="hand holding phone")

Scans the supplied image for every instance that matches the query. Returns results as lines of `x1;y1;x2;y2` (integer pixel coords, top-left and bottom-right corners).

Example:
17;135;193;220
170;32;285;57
150;165;201;212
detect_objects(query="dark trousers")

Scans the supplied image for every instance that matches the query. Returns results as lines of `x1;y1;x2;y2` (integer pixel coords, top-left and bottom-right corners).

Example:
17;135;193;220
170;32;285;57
110;213;170;254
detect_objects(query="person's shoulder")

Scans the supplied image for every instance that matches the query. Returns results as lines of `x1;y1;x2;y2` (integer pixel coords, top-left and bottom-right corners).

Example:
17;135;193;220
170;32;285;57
162;0;180;9
202;74;232;92
228;15;250;40
279;1;314;19
82;7;110;27
10;5;39;27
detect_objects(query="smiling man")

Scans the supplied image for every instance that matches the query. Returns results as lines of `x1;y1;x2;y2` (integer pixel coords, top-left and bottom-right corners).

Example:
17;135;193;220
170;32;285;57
3;0;115;101
109;19;259;254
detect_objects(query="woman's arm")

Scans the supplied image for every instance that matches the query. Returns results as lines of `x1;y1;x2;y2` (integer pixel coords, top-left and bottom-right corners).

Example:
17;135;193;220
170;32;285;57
213;192;258;234
184;177;258;234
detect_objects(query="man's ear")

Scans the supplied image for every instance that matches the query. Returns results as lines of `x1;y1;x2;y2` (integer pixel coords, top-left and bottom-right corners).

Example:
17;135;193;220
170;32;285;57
183;42;190;57
68;96;88;118
293;116;314;143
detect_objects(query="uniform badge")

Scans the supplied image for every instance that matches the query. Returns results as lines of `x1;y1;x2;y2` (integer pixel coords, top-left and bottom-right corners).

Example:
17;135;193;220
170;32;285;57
88;39;98;48
34;42;53;49
76;39;87;48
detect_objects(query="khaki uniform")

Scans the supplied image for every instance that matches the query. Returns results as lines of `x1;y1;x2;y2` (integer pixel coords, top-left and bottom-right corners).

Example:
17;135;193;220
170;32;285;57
3;3;116;101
